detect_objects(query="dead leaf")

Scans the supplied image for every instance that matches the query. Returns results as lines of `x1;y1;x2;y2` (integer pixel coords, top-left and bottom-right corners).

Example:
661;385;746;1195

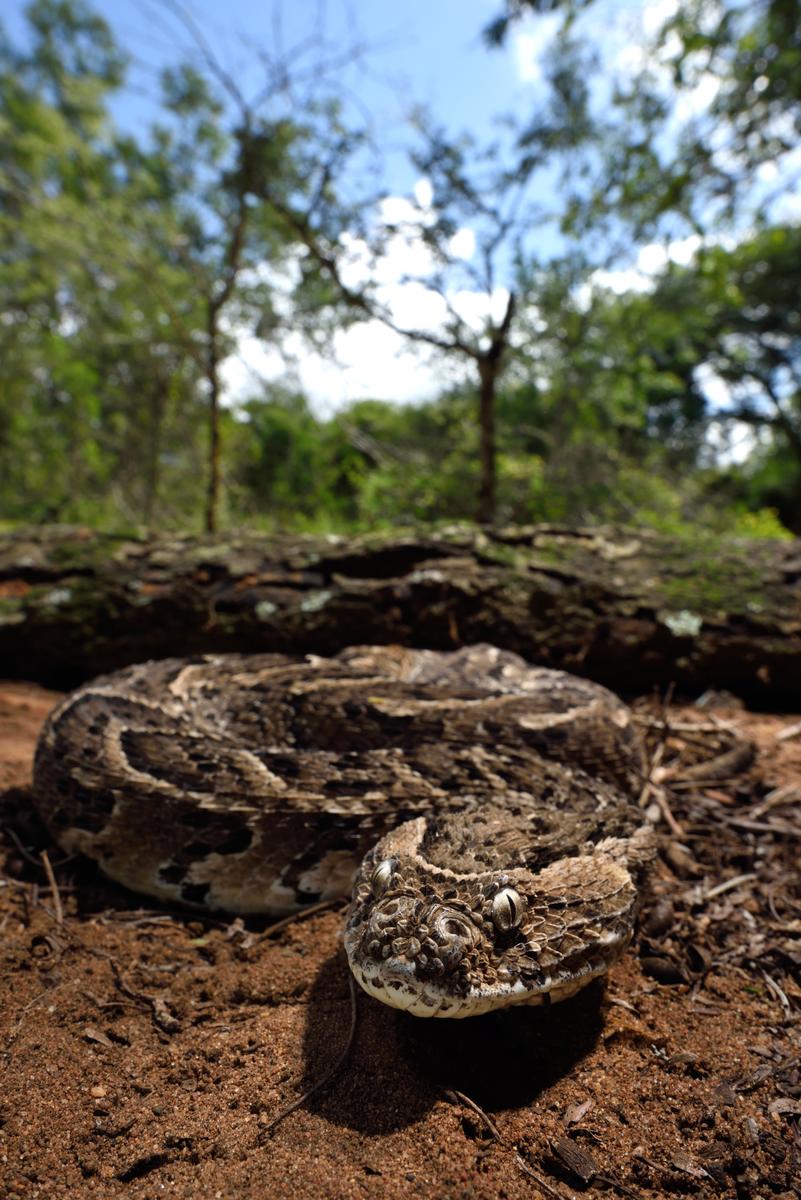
672;1150;710;1179
563;1099;593;1126
83;1025;114;1048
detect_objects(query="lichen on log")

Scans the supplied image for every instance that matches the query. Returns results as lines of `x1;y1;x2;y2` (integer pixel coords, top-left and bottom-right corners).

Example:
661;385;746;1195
1;524;799;701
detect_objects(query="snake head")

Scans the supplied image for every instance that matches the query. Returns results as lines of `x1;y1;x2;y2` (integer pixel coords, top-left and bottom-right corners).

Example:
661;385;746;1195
343;815;638;1018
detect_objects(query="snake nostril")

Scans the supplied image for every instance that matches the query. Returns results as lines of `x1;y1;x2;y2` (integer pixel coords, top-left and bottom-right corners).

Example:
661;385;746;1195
421;905;479;971
368;895;420;936
428;905;475;944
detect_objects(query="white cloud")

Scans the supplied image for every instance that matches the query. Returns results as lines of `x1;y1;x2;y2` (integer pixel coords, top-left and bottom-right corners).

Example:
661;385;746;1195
674;70;721;122
448;287;511;333
295;321;448;408
757;160;780;183
638;233;702;273
663;235;704;267
641;0;681;40
413;177;433;210
694;362;731;410
381;279;448;329
705;419;756;465
635;243;670;276
609;0;681;77
224;216;771;413
759;143;801;221
219;332;287;403
377;191;434;229
221;184;489;410
222;317;454;413
512;16;561;85
513;34;544;85
580;268;648;303
586;234;704;299
773;190;801;222
448;227;475;260
339;227;435;290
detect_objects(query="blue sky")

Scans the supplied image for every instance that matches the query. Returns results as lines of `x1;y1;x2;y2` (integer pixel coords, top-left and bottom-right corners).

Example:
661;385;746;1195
5;0;537;171
5;0;630;207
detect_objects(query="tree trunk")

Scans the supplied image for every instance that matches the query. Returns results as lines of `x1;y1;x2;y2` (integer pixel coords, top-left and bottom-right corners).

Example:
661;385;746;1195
204;304;222;535
143;376;167;529
764;377;801;468
1;524;800;703
476;359;497;526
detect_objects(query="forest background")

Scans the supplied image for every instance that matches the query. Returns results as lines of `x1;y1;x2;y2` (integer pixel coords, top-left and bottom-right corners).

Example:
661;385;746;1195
1;0;800;540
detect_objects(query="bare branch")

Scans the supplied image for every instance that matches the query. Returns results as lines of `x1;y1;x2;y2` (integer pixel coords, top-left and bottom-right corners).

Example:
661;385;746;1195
157;0;247;115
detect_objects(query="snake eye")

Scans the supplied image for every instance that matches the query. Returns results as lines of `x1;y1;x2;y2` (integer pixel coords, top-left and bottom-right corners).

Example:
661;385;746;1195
491;887;525;932
371;859;394;896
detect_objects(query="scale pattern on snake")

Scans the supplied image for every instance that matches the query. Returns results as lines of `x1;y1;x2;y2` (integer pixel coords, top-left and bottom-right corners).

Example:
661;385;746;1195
33;644;655;1017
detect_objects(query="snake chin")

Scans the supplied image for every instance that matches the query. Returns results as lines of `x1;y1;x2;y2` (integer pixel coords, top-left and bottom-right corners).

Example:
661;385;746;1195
346;952;612;1018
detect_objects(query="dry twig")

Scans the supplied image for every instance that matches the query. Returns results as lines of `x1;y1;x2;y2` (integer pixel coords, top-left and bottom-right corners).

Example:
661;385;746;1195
260;897;345;940
262;968;358;1136
39;850;63;927
443;1087;569;1199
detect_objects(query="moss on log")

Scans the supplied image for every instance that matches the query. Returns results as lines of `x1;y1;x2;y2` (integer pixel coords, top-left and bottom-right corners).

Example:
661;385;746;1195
1;524;799;701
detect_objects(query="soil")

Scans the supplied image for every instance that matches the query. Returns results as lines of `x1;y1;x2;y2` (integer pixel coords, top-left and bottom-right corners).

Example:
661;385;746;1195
1;681;799;1200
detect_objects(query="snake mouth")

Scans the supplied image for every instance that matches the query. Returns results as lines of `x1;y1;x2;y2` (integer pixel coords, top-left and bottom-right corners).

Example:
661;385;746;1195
345;944;614;1018
340;931;618;1017
346;955;466;1017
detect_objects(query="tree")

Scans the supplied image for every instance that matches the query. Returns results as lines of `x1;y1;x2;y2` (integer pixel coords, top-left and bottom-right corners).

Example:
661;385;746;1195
0;0;208;526
0;0;375;532
483;0;801;236
647;227;801;527
260;44;604;526
228;386;370;528
116;0;373;532
476;0;801;530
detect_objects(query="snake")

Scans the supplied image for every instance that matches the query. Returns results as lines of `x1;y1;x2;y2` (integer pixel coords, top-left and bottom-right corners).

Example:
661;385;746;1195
33;644;655;1018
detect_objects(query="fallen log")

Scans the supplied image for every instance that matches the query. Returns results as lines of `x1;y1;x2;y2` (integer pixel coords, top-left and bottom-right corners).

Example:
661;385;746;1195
1;524;799;702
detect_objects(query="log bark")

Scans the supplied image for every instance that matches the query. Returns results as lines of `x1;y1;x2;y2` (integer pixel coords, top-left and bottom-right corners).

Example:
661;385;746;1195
1;524;799;702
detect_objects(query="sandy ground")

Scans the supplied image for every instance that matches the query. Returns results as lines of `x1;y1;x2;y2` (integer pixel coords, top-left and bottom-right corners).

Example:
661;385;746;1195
1;681;799;1200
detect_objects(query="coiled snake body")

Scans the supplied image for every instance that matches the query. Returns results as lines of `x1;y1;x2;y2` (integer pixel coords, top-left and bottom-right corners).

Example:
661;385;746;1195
34;645;654;1018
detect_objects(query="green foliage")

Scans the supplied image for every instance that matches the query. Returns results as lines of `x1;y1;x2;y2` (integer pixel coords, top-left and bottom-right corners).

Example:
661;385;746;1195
216;378;791;539
0;1;205;526
0;0;363;532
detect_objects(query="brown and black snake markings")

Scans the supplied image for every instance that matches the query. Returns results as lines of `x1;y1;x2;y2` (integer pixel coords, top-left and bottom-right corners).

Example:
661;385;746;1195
34;645;655;1017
